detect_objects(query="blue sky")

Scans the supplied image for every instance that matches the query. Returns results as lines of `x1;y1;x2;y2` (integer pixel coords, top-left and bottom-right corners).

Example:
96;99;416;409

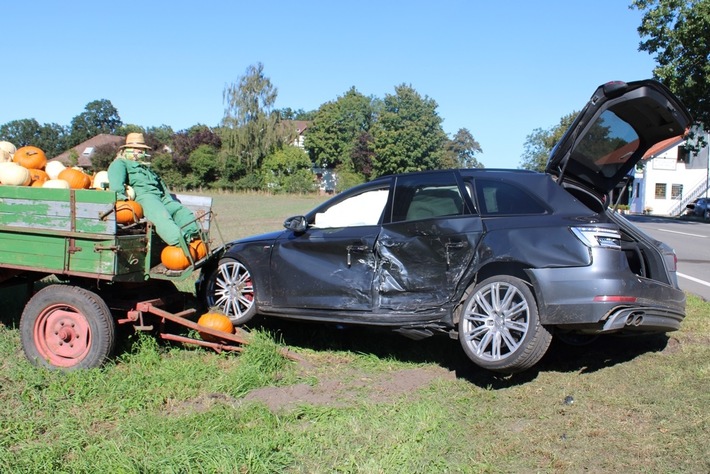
2;1;656;169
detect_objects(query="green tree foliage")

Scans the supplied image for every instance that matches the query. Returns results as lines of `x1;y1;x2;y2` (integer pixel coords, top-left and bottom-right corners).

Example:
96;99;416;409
631;0;710;127
304;87;377;169
371;84;448;177
261;145;315;193
90;143;121;172
68;99;122;147
150;152;184;189
446;128;484;168
0;119;68;157
221;63;279;176
186;144;220;189
275;108;316;121
519;112;578;172
350;131;375;179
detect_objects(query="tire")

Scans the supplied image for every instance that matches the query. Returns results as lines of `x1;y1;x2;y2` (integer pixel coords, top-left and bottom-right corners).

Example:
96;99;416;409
20;285;116;370
202;257;256;325
458;275;552;373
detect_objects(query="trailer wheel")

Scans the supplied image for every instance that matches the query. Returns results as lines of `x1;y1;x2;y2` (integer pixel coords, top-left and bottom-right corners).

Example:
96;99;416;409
20;285;116;370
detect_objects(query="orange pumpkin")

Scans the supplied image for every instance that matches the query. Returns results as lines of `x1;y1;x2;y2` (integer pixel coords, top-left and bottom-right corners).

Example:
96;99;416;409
28;169;49;185
197;312;234;341
189;238;207;260
58;168;91;189
31;179;46;187
160;245;197;271
115;200;144;225
14;146;47;170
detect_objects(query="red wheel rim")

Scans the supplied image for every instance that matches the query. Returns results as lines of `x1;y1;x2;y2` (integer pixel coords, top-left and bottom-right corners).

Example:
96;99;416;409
33;305;91;367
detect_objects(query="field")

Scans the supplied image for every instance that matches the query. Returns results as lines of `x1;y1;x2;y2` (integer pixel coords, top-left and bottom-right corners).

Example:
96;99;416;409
0;192;708;473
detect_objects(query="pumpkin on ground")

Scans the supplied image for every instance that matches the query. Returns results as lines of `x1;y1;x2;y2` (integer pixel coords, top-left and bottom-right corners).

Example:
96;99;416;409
58;168;91;189
197;312;235;341
0;162;31;186
13;146;47;170
160;245;197;271
115;200;144;225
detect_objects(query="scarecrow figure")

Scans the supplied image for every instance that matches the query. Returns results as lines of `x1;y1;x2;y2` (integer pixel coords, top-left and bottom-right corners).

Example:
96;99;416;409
108;133;200;246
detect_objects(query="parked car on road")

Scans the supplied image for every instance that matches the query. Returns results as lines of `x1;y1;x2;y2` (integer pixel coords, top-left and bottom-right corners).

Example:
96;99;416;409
199;80;692;373
683;197;710;219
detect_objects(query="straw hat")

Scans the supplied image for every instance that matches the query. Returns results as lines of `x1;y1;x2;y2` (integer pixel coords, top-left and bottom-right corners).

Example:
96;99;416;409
120;133;151;150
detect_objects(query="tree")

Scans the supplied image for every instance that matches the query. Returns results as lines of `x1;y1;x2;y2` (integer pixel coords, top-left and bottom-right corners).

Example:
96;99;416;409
446;128;483;168
371;84;448;177
186;144;220;189
519;112;578;172
91;143;121;172
274;108;316;121
304;87;377;169
0;119;43;148
221;62;279;176
631;0;710;127
261;145;315;193
68;99;122;147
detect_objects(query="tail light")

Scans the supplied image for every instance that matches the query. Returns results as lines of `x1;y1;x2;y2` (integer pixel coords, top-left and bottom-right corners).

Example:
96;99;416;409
571;227;621;250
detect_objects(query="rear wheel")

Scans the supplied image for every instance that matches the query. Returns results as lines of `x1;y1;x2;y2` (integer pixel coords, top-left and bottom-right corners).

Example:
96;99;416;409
20;285;115;369
458;275;552;373
203;257;256;325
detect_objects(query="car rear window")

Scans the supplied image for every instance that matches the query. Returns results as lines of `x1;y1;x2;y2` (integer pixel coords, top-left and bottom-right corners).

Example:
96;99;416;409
475;179;546;215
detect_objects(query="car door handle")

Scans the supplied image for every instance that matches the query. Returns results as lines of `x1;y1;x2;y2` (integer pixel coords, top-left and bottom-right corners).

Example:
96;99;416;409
346;245;368;266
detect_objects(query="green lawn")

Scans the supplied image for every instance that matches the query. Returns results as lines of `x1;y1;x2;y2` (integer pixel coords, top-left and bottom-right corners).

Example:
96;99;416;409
0;191;708;473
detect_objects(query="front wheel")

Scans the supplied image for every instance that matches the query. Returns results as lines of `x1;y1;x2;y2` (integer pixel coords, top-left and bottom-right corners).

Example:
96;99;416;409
202;257;256;325
458;275;551;373
20;285;115;370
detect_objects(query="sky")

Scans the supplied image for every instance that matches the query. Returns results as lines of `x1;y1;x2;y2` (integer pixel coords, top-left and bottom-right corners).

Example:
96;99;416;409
1;1;657;169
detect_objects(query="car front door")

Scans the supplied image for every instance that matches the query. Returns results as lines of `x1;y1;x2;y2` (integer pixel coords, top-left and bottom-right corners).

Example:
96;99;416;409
375;171;482;311
268;181;392;311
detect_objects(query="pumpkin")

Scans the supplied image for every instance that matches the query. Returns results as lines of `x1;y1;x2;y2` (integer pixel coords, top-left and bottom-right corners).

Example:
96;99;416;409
0;141;16;162
92;170;110;190
42;179;71;189
13;146;47;170
31;179;46;187
45;160;66;179
58;168;91;189
197;312;234;341
0;162;31;186
115;200;144;225
28;169;49;184
189;238;208;260
160;245;197;271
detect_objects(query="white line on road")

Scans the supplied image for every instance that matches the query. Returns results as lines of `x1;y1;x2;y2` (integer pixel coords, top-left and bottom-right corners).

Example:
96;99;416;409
654;228;707;238
677;272;710;288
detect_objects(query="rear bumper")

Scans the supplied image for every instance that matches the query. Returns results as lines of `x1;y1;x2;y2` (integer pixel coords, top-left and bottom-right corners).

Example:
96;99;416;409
527;256;685;334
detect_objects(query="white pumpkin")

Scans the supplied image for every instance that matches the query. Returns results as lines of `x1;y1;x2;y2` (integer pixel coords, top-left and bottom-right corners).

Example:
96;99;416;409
0;162;31;186
92;170;110;190
45;161;66;179
0;141;16;159
0;149;11;163
42;179;71;189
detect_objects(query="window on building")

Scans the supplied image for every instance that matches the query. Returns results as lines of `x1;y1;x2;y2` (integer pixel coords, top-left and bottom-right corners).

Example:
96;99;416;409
677;146;689;163
671;184;683;200
655;183;667;199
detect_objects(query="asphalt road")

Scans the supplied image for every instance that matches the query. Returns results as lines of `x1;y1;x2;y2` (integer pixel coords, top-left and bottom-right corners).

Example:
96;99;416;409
626;214;710;301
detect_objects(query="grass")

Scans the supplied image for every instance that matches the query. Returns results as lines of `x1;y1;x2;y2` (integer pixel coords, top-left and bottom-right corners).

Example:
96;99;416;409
0;191;708;473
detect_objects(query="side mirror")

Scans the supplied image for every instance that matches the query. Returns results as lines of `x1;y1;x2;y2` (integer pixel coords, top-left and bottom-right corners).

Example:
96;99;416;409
284;215;307;233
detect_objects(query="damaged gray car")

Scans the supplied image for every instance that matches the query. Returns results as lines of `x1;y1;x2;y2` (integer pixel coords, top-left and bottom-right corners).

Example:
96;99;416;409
198;79;692;373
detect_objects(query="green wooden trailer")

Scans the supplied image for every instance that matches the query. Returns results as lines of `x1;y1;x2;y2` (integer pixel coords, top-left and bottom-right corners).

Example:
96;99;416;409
0;186;242;369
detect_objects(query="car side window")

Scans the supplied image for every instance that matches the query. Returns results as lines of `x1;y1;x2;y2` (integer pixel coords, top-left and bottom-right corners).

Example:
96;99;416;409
313;188;389;228
475;179;546;215
391;172;467;223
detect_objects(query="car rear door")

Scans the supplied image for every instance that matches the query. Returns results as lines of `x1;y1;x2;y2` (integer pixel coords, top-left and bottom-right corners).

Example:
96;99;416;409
375;171;482;311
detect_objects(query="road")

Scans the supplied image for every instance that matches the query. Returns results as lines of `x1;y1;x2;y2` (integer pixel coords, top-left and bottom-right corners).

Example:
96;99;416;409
625;214;710;301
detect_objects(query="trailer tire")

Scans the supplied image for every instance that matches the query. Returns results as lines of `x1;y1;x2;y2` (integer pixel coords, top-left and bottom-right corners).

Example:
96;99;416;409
20;284;116;370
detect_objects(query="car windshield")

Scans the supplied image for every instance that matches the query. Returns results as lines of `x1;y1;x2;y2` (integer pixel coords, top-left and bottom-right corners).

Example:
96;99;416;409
572;109;639;178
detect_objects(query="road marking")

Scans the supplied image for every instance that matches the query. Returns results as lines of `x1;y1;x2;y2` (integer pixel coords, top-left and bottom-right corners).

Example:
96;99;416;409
677;272;710;288
653;228;707;238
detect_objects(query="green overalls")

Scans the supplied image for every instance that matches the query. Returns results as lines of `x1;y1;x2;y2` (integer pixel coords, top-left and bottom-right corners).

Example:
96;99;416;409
108;157;200;246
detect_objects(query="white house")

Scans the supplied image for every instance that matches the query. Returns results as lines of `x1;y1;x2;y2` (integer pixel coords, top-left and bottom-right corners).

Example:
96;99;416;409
628;132;709;216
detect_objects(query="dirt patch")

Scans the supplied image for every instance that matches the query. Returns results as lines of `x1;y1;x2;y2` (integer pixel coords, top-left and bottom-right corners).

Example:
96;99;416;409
244;365;456;412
